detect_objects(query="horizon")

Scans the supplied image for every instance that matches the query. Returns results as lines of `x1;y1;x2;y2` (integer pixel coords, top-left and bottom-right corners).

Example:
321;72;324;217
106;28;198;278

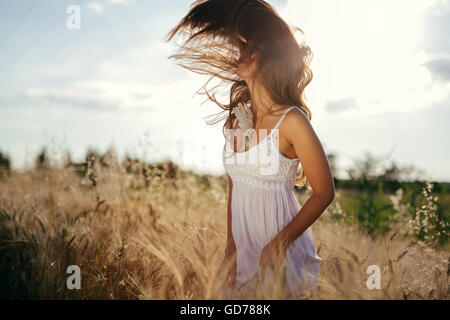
0;0;449;182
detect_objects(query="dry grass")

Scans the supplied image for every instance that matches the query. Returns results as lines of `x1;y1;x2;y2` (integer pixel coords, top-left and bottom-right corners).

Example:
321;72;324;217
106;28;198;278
0;158;448;300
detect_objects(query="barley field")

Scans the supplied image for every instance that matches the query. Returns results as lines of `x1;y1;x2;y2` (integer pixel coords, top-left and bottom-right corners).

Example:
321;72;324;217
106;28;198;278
0;151;448;300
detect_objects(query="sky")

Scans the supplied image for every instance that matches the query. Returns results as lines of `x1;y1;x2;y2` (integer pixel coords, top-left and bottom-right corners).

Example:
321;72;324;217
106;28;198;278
0;0;449;181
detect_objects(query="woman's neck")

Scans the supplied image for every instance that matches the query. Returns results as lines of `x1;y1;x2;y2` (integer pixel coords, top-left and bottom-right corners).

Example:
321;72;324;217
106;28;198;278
247;78;269;117
247;77;284;121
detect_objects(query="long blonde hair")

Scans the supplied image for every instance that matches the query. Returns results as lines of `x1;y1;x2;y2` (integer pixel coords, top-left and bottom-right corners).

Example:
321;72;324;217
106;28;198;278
166;0;313;187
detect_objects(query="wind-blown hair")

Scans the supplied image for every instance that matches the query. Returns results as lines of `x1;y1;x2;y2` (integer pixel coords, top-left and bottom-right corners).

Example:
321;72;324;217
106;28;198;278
165;0;313;187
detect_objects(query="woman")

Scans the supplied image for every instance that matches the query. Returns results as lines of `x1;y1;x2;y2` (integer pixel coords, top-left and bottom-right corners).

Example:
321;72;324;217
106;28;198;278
166;0;335;298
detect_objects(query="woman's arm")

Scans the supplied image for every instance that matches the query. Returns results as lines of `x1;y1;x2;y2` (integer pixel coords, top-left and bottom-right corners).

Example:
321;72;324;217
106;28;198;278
224;119;237;249
220;173;237;287
273;109;335;251
226;174;235;249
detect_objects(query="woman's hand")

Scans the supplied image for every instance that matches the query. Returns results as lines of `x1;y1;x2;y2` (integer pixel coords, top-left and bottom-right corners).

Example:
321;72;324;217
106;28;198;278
232;102;254;130
259;237;287;271
218;241;237;288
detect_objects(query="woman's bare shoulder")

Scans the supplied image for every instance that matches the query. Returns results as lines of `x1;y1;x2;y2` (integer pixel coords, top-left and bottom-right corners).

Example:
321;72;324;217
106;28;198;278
281;107;314;141
282;107;310;127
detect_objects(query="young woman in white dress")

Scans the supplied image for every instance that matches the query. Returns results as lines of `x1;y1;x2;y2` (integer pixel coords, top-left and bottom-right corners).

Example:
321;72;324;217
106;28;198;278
166;0;335;297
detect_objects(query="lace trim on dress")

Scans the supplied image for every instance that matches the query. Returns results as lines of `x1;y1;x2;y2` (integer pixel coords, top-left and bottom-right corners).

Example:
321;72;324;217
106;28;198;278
232;174;291;191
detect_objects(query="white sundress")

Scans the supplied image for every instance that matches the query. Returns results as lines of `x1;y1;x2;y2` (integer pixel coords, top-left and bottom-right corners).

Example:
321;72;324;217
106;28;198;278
221;105;322;298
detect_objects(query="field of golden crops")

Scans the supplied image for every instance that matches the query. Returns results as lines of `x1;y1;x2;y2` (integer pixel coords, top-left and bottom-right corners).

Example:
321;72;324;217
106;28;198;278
0;155;448;300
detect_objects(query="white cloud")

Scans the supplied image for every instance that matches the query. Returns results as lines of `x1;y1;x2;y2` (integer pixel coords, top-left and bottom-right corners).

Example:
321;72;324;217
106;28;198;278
86;2;104;14
107;0;136;5
21;81;156;113
85;0;136;14
281;0;450;117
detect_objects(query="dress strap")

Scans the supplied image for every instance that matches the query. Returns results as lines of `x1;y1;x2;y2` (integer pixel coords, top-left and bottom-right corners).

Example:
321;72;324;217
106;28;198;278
273;106;298;130
232;105;298;130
